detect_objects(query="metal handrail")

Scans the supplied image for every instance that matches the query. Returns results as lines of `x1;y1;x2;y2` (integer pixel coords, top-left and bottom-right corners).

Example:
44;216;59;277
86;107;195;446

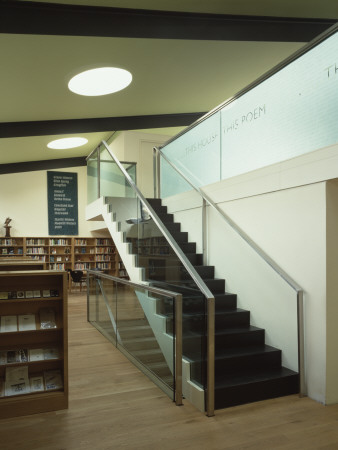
87;269;183;406
100;140;216;416
154;146;305;396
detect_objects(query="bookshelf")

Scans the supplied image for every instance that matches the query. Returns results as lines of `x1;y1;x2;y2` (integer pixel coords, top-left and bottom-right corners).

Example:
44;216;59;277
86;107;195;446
0;237;120;276
0;270;68;418
0;238;24;257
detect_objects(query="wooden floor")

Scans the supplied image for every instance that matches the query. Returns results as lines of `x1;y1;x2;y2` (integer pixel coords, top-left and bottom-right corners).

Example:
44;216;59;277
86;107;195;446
1;292;338;450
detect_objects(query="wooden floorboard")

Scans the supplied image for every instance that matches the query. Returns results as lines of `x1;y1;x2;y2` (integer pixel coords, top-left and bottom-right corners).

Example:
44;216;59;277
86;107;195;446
1;292;338;449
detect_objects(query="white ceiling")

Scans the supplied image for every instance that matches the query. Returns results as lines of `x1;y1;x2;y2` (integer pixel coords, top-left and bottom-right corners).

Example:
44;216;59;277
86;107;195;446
0;0;337;166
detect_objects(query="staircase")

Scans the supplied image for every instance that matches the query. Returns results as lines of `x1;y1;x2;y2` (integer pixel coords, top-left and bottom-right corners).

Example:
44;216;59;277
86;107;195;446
132;198;300;409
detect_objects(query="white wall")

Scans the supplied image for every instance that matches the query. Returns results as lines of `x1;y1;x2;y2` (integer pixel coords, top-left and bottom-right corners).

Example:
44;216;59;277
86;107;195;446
326;179;338;404
0;166;101;237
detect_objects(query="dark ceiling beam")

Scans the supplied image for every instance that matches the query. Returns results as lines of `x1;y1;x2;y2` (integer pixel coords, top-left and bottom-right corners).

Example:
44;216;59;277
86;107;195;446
1;1;336;42
0;157;87;175
0;112;206;138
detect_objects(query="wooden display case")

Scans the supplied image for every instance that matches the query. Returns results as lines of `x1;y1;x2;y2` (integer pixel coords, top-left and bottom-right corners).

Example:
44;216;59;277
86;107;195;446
0;271;68;418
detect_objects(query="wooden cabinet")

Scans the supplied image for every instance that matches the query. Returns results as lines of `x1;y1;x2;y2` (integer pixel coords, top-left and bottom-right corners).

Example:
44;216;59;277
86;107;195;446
0;270;68;418
0;237;118;275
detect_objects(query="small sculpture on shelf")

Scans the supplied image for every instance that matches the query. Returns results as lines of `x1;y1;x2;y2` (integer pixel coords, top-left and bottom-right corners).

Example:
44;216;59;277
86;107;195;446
4;217;12;238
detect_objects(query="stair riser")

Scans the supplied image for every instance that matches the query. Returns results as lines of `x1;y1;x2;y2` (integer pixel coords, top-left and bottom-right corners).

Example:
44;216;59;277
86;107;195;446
182;278;225;293
214;374;299;409
149;265;215;281
188;311;251;331
146;198;162;208
190;351;282;384
186;253;203;265
158;294;238;316
165;310;250;334
179;242;196;253
156;213;174;223
180;266;215;279
182;329;265;357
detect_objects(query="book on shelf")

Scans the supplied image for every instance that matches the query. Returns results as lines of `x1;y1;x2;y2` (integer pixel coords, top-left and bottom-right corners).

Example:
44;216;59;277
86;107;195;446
28;347;59;361
33;290;41;298
43;347;60;360
50;289;59;297
0;378;3;397
25;291;34;299
17;291;25;299
8;291;17;299
0;292;8;300
18;314;36;331
30;375;44;393
28;348;44;362
44;370;63;391
0;315;18;333
42;290;50;298
5;349;28;364
40;308;57;329
0;352;6;364
5;366;30;396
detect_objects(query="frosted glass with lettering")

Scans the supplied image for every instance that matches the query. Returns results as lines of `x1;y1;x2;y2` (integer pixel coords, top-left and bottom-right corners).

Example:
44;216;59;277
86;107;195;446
221;32;338;179
161;30;338;189
161;112;220;197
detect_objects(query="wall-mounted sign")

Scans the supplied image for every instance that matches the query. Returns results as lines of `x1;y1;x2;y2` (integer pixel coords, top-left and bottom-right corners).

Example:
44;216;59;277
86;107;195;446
47;171;78;235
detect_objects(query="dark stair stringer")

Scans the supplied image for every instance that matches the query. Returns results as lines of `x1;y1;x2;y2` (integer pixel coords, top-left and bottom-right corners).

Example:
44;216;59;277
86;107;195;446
125;197;299;409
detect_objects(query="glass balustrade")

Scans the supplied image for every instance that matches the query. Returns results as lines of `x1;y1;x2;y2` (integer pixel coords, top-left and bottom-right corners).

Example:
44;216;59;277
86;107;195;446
87;271;182;402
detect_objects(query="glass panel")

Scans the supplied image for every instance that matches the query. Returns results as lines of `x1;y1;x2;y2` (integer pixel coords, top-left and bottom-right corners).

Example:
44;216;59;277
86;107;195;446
99;144;136;198
161;111;221;196
160;30;338;187
116;283;174;393
220;32;338;179
88;274;117;346
87;149;98;203
87;272;178;399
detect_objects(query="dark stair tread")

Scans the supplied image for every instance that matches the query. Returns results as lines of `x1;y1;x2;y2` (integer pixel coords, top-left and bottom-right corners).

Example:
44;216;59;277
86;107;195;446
214;366;298;388
182;325;264;340
162;278;225;293
180;307;248;320
187;344;280;362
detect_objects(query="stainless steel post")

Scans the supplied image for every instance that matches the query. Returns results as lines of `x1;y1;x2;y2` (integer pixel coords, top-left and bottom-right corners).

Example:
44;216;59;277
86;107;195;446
175;293;183;406
207;296;215;417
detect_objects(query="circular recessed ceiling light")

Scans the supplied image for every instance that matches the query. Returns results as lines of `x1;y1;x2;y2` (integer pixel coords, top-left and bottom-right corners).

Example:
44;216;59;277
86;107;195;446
47;137;88;149
68;67;132;96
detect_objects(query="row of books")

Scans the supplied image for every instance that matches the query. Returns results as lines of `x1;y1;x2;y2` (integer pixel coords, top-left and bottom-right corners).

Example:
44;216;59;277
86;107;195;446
0;367;63;397
0;289;59;300
26;247;47;254
96;239;112;245
96;247;114;254
95;255;112;261
1;248;22;255
0;309;57;333
137;246;170;255
49;239;71;245
137;237;168;246
49;263;66;270
0;239;20;245
26;239;46;245
0;347;59;365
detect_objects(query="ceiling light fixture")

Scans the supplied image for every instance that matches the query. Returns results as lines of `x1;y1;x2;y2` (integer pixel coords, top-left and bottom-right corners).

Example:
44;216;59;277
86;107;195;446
47;137;88;149
68;67;132;96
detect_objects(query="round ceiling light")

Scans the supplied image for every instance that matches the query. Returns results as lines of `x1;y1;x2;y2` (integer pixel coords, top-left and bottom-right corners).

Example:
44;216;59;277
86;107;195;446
68;67;132;96
47;137;88;149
